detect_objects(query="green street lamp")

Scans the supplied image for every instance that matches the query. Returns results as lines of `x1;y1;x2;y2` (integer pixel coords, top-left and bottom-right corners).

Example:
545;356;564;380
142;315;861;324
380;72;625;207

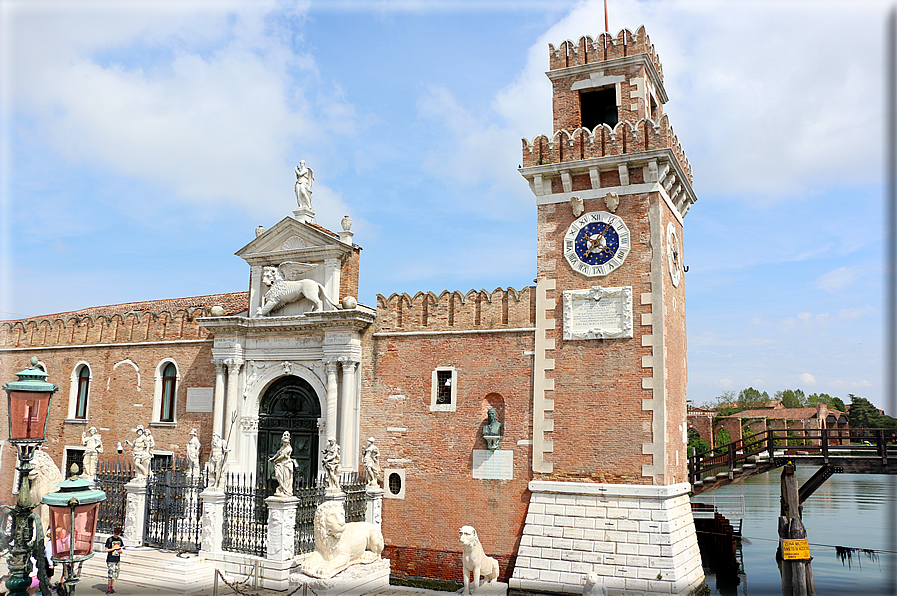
42;471;106;596
2;357;58;596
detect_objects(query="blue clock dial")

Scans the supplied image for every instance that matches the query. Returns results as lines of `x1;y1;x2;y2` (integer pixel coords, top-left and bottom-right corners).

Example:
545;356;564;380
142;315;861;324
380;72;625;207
573;222;620;265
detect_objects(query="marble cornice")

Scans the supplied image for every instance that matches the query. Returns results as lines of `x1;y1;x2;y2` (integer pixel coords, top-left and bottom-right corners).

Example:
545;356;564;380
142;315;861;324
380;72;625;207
197;308;375;335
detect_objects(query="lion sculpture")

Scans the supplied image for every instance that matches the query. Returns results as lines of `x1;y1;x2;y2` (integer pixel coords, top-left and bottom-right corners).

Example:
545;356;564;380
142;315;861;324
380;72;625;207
256;262;338;317
28;448;63;531
300;500;384;579
459;525;499;594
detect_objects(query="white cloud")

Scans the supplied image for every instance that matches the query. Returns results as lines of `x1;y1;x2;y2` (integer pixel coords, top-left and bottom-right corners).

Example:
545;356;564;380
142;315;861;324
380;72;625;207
799;373;817;387
718;378;733;389
816;266;859;292
3;1;351;218
837;306;876;320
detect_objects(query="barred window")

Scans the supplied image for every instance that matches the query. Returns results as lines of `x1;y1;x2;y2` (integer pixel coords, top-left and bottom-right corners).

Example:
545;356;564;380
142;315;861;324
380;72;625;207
430;367;457;412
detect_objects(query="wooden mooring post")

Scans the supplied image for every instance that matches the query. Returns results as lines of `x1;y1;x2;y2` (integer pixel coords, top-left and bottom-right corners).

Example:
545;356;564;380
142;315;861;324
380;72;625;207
778;461;816;596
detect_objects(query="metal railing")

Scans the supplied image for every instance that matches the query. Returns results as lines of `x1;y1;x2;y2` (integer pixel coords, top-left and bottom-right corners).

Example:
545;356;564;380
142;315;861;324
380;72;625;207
94;457;133;534
691;495;745;520
222;473;268;558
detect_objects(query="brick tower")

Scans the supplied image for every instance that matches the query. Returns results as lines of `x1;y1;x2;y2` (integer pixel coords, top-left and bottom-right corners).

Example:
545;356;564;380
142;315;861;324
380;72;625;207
509;27;705;595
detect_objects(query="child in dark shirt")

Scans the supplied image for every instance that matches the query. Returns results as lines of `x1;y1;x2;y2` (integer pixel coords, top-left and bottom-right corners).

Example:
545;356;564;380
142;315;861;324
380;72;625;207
104;526;124;594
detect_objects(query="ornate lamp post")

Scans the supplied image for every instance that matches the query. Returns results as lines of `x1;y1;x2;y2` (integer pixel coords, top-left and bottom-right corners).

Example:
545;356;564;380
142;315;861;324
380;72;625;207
2;356;57;596
42;472;106;596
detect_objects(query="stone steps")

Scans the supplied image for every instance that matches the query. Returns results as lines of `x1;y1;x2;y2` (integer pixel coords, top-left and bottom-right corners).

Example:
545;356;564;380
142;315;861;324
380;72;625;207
79;545;215;593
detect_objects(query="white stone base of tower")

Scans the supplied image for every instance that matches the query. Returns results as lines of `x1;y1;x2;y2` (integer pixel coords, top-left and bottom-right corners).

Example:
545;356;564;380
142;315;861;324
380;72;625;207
509;481;704;595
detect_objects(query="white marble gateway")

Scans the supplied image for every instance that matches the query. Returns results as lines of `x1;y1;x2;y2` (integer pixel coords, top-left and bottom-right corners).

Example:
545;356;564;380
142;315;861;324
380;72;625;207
563;286;633;340
510;481;704;595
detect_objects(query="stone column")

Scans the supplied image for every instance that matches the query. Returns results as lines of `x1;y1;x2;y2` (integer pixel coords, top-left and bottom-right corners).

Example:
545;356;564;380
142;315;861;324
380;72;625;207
199;488;226;557
365;488;384;527
324;360;339;441
265;496;299;590
123;479;148;547
338;358;359;470
212;362;226;438
240;416;260;480
224;358;243;468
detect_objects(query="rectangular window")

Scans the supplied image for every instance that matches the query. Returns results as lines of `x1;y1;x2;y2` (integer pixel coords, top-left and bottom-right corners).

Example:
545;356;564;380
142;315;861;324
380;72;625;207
430;367;458;412
580;87;618;130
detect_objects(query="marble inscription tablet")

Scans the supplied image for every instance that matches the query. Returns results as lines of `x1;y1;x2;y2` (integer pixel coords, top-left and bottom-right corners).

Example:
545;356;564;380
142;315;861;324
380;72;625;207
563;286;633;340
186;387;214;412
472;450;513;480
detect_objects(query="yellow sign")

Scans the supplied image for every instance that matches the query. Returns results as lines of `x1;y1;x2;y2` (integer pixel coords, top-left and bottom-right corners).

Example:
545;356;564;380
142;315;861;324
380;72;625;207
782;539;811;560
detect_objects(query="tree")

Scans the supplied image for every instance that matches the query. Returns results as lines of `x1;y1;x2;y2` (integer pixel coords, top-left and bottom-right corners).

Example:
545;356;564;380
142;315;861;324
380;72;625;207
715;427;732;453
737;387;770;410
777;389;806;409
805;392;847;412
848;394;881;428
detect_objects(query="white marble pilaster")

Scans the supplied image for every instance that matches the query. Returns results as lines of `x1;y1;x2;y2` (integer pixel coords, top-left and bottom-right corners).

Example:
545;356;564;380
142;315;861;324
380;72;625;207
338;358;359;470
324;257;341;304
365;488;383;527
241;416;260;479
225;358;244;469
123;479;148;547
266;496;299;591
324;360;339;441
212;362;226;438
199;488;226;557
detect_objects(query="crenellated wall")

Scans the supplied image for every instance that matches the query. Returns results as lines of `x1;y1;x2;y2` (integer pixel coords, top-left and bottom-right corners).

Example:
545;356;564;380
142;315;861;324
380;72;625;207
548;26;663;81
374;286;536;332
521;115;692;184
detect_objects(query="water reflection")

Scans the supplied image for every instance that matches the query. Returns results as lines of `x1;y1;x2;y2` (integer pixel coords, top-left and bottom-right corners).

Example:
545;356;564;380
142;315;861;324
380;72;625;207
701;469;896;595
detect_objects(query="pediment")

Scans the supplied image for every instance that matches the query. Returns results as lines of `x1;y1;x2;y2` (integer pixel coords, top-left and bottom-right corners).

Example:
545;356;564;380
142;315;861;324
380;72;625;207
235;217;351;266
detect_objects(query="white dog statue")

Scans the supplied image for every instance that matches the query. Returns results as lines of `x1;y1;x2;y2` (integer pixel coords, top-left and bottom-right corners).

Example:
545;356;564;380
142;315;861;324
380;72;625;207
459;526;499;594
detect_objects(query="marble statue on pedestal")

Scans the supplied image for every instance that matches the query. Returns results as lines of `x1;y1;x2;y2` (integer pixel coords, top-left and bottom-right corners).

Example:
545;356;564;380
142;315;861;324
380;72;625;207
362;438;380;489
186;429;201;477
81;426;103;478
130;425;152;480
459;526;499;595
208;432;230;489
300;500;384;579
323;438;341;492
269;431;295;497
295;161;314;210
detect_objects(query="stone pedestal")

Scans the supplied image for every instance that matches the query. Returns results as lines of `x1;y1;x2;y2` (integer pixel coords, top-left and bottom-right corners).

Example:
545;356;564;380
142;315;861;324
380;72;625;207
199;488;226;557
123;479;148;547
509;481;704;596
365;488;383;526
290;559;390;596
265;495;300;590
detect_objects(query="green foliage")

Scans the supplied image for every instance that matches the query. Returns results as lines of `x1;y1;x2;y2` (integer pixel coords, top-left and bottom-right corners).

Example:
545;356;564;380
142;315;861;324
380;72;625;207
737;387;770;410
715;427;731;454
777;389;806;408
742;426;763;452
786;431;807;447
848;394;881;428
688;429;711;457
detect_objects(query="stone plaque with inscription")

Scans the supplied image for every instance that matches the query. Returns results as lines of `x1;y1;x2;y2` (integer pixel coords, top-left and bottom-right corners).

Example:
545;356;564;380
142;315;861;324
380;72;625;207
186;387;214;413
562;286;633;340
472;449;513;480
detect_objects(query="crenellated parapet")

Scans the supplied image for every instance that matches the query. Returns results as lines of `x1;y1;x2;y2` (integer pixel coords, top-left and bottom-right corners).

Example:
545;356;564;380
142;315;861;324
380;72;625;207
548;26;663;81
375;286;536;332
521;114;691;183
0;292;247;349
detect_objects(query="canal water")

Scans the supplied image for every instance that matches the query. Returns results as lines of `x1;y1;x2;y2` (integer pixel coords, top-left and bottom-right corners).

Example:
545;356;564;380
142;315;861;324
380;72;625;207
701;467;896;595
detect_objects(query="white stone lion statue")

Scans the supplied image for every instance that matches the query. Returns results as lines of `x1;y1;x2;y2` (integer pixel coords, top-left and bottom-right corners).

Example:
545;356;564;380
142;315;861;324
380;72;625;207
459;525;499;594
28;448;63;531
300;500;384;579
256;262;338;317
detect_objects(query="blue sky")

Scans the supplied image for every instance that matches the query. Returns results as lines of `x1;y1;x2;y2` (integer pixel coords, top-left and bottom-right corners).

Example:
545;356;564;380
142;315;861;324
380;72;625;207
1;0;892;411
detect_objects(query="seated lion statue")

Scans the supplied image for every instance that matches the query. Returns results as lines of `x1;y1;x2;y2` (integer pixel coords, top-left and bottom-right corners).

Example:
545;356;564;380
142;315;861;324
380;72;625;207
300;500;384;579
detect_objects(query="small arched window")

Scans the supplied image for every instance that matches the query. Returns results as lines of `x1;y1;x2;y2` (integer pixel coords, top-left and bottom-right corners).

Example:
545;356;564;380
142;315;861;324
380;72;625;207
75;365;90;420
160;363;177;422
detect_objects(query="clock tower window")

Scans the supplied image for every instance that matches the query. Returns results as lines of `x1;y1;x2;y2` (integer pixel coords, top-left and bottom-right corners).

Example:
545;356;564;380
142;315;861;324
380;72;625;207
580;87;618;130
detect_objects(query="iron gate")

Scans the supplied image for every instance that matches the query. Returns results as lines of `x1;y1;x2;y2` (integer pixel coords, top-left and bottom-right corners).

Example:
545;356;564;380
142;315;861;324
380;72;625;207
143;456;203;552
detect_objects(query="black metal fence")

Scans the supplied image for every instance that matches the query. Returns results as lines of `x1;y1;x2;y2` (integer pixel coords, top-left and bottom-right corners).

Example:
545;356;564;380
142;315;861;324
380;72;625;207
222;473;268;558
143;456;204;552
293;482;325;555
342;472;366;523
94;457;133;534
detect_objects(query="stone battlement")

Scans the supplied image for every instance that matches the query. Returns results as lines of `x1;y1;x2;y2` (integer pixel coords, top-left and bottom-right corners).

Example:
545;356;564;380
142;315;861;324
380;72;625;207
521;114;692;184
0;292;247;348
549;26;663;80
375;286;536;332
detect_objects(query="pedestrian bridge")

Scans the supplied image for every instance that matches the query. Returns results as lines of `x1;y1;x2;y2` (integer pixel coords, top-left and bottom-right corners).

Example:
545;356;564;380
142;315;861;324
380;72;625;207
688;427;897;497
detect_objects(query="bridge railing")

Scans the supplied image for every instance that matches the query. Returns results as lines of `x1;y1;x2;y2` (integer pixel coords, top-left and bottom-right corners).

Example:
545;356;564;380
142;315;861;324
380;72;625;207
688;427;897;485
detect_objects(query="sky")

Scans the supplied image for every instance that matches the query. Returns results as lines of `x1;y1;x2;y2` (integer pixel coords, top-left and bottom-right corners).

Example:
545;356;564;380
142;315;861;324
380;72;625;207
1;0;893;412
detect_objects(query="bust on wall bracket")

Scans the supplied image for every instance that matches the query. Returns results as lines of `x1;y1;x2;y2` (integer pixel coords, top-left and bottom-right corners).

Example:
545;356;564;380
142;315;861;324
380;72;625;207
563;211;631;277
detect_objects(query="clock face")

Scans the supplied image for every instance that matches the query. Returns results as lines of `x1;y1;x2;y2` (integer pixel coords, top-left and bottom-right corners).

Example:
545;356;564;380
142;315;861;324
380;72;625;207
666;222;681;287
563;211;631;276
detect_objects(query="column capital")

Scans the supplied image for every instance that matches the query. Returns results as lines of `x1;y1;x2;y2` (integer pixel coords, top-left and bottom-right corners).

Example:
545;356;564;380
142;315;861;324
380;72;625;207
324;359;339;375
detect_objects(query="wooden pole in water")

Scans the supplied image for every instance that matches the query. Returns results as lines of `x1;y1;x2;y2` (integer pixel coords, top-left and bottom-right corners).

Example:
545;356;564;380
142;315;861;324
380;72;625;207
779;461;817;596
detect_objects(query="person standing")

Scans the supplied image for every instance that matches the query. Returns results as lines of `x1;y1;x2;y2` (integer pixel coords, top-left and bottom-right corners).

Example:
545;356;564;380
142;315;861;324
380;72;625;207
104;525;124;594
